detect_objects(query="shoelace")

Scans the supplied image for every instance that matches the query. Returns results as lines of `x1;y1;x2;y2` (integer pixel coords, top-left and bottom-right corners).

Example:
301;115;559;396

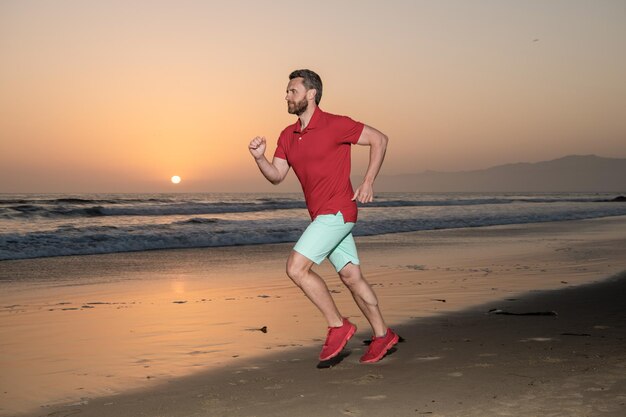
369;333;389;347
323;323;348;347
324;326;340;343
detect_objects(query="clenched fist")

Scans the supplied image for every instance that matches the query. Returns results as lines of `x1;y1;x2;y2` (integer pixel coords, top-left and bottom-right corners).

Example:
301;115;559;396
248;136;267;160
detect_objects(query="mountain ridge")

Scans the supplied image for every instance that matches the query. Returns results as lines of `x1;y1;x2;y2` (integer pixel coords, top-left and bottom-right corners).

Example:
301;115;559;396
360;155;626;192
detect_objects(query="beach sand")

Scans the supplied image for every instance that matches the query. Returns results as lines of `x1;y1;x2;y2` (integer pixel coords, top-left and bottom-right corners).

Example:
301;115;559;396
1;216;625;416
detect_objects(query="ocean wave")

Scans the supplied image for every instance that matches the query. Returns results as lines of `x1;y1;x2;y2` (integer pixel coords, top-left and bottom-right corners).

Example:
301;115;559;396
2;203;626;261
0;219;306;261
2;194;623;220
0;197;172;205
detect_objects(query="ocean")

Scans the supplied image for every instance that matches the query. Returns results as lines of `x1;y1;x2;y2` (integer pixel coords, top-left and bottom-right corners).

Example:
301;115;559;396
1;192;625;261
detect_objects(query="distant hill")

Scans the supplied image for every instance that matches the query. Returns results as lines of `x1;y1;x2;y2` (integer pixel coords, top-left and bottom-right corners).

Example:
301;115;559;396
364;155;626;192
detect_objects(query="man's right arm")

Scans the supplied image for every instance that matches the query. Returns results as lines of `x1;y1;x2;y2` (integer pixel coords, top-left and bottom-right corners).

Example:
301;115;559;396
248;136;290;185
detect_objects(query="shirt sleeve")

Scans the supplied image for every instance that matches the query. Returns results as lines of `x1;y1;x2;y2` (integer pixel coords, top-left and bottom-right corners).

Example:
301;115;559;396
273;135;288;161
335;116;365;144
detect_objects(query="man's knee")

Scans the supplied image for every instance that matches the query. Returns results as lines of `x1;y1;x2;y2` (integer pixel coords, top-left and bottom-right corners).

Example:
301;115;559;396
286;251;313;284
338;263;363;287
286;262;304;282
339;263;379;306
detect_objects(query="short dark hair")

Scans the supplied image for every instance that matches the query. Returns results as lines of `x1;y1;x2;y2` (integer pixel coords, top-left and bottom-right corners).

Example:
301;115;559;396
289;69;323;105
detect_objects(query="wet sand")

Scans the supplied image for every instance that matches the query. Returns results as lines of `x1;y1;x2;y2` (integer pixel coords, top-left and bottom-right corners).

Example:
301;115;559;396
1;215;626;416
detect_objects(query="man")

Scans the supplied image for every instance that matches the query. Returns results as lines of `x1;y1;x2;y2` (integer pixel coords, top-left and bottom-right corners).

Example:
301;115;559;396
248;69;398;363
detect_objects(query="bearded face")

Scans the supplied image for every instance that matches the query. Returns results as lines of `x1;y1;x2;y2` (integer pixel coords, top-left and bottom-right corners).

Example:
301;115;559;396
286;77;313;116
287;96;308;116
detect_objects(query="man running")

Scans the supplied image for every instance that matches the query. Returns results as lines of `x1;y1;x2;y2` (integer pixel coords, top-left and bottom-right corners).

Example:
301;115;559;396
248;69;398;363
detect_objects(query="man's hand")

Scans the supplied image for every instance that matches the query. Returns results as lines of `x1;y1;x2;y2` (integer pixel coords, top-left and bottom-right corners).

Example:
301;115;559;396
352;182;374;203
248;136;267;160
354;125;388;204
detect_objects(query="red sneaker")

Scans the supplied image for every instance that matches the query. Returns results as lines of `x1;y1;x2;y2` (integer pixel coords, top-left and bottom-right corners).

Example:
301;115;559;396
319;318;357;361
360;328;399;363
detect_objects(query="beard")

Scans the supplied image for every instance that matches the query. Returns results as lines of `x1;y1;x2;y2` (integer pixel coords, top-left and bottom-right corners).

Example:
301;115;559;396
287;97;308;115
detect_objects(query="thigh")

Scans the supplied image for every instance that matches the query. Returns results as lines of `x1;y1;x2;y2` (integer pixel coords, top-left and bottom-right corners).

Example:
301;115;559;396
328;232;360;273
293;212;354;265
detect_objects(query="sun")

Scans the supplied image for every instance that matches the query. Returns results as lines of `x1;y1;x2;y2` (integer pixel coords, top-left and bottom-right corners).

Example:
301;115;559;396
171;175;181;184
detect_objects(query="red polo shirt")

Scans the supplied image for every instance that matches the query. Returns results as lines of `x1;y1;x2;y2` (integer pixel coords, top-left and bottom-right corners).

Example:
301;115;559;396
274;107;364;223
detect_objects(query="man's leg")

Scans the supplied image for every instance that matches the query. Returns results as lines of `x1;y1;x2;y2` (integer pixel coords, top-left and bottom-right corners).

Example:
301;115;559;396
289;212;359;361
329;233;399;363
286;250;343;328
339;261;399;363
338;262;387;337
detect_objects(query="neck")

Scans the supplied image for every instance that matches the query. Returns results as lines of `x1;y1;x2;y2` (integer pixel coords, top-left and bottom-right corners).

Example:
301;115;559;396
298;104;317;130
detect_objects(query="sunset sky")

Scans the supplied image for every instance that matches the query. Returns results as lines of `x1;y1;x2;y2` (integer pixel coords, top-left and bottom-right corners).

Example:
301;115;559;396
1;0;625;193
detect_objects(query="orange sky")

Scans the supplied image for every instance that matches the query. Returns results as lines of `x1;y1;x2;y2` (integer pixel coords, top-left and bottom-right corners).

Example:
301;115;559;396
1;0;625;193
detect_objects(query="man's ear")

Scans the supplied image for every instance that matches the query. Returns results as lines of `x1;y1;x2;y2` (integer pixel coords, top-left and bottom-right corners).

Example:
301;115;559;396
307;88;317;102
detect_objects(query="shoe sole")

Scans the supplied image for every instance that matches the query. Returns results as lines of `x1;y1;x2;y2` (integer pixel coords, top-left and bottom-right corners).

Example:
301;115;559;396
319;324;357;361
360;332;400;363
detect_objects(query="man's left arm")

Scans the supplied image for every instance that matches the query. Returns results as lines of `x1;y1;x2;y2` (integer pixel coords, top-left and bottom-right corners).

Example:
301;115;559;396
352;125;389;203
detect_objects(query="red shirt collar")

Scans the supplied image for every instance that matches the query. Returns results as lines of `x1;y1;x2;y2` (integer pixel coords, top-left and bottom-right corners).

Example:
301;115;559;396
293;106;325;133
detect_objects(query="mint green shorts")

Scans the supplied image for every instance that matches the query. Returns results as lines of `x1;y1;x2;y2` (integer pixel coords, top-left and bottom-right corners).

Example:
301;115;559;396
293;211;360;272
